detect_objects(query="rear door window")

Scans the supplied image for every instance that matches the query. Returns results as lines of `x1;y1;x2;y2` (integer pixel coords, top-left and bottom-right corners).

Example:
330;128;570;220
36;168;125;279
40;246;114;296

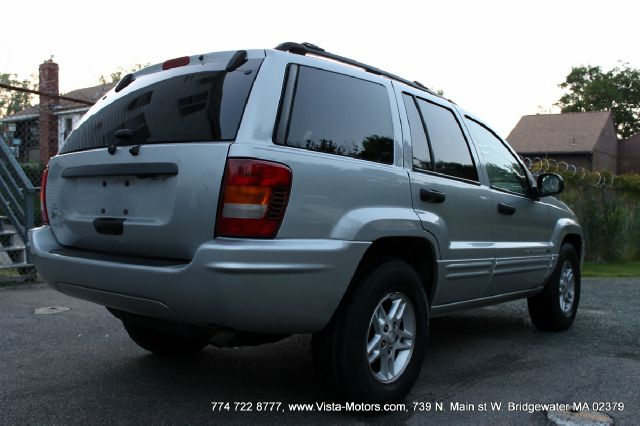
415;97;478;182
274;65;394;164
60;59;262;154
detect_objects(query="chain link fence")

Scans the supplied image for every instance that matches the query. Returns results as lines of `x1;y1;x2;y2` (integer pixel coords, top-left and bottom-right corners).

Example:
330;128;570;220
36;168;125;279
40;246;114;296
523;157;640;262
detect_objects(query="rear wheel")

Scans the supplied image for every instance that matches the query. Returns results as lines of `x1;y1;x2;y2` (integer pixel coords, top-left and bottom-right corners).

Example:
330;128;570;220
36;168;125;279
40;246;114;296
527;243;581;331
123;321;208;357
312;259;428;402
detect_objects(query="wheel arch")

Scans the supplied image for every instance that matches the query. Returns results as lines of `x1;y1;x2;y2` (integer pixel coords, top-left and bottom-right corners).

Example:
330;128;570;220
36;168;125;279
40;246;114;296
340;236;438;310
550;217;584;265
562;233;583;265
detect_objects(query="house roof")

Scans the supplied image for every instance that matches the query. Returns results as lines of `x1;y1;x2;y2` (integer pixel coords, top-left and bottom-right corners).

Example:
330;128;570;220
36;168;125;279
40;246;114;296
57;83;115;110
506;111;613;154
0;105;39;122
0;82;115;123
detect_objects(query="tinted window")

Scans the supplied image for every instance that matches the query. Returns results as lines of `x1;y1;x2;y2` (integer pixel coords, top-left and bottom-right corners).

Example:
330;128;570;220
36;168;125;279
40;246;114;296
402;94;431;171
60;59;261;154
416;99;478;181
465;118;528;195
275;65;394;164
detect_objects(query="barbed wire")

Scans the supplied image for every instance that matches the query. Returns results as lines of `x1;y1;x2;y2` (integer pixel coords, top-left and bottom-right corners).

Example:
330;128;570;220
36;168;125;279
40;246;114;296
521;156;616;188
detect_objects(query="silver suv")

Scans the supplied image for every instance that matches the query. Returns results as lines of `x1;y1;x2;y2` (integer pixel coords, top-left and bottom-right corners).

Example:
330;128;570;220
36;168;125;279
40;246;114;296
31;42;583;403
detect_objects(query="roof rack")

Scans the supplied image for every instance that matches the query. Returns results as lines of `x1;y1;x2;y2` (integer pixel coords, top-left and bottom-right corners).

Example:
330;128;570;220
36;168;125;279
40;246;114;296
274;42;444;99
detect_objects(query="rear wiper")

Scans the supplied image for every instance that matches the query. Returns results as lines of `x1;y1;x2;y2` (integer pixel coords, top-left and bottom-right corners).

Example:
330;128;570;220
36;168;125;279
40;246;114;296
114;128;133;140
107;128;134;154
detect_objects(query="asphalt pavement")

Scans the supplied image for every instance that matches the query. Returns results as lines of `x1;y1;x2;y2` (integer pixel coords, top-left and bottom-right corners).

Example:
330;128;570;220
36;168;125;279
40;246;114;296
1;278;638;425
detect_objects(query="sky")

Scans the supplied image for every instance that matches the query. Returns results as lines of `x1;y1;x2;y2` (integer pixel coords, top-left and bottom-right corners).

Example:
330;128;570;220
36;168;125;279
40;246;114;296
2;0;639;137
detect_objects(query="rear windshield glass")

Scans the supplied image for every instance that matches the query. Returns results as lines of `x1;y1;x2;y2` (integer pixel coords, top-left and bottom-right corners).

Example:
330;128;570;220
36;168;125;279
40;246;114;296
59;59;262;154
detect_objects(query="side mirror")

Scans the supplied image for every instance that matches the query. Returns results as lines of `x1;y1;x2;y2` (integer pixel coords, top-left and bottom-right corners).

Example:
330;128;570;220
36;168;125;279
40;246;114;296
536;173;564;197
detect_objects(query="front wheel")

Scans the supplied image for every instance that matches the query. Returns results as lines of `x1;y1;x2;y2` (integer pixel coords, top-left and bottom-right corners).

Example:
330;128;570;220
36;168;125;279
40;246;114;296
312;259;429;402
528;243;581;331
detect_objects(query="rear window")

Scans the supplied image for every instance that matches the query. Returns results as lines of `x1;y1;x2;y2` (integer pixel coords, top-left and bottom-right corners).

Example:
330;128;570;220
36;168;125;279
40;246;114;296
274;65;394;164
59;59;262;154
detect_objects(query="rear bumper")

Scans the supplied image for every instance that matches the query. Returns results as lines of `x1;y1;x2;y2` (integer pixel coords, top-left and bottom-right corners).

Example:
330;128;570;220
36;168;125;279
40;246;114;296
29;226;369;333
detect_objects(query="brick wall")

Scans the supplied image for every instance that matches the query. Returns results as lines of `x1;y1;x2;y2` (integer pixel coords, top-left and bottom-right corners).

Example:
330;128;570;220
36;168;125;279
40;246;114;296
38;60;59;164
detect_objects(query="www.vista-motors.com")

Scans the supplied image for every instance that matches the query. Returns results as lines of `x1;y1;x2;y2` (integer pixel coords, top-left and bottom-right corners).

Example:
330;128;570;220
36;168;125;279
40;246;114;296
211;401;625;414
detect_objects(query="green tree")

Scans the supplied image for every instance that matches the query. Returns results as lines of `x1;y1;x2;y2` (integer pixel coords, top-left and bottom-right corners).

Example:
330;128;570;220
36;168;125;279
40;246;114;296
99;63;151;84
557;63;640;139
0;73;36;118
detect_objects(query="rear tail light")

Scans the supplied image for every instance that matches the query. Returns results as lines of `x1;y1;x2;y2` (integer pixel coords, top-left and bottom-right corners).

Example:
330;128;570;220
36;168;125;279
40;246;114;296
216;159;292;238
40;168;49;225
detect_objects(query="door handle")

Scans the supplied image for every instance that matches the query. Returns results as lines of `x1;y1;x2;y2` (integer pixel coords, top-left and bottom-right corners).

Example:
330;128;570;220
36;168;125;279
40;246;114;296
497;202;516;215
420;188;446;203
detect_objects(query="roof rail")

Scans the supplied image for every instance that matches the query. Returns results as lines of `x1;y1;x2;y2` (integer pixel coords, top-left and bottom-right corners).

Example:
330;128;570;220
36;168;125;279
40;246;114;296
274;42;444;99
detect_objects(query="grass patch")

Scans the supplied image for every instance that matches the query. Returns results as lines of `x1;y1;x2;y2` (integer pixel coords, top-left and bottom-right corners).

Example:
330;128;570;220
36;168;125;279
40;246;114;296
0;268;18;277
583;261;640;277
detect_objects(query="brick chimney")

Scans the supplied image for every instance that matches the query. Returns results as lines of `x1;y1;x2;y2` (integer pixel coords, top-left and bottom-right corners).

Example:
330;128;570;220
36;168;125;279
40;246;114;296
38;59;59;164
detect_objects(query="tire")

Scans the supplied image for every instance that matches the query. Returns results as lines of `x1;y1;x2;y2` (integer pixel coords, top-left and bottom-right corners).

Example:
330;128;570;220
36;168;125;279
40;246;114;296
527;243;581;331
312;258;429;403
123;321;208;357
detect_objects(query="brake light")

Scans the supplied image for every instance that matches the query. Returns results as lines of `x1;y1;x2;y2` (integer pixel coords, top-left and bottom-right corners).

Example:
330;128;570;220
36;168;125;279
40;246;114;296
216;159;292;238
40;168;49;225
162;56;190;70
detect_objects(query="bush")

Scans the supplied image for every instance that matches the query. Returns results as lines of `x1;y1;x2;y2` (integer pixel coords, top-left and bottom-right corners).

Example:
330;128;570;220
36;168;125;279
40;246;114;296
20;162;44;187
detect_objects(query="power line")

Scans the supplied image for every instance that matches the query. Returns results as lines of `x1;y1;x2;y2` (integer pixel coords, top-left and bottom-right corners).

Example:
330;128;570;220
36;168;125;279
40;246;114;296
0;83;94;106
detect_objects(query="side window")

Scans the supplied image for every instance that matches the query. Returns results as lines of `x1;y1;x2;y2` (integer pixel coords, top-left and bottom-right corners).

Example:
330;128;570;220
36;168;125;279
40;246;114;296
402;94;432;171
416;98;478;182
465;118;528;195
274;65;394;164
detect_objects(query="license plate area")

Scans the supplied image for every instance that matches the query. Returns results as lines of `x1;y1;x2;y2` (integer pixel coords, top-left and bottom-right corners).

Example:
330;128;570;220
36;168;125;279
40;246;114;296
63;175;177;223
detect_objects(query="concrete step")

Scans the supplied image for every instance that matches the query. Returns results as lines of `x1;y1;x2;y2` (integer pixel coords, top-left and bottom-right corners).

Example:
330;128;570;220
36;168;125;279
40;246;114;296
0;230;18;246
0;262;33;271
0;245;26;252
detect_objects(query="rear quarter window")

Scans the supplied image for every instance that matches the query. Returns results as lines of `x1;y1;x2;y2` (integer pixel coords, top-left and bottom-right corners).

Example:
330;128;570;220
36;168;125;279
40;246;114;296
274;65;394;165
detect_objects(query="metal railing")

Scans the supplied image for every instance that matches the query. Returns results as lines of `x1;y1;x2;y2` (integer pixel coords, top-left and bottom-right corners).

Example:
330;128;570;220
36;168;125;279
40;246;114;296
0;136;39;271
